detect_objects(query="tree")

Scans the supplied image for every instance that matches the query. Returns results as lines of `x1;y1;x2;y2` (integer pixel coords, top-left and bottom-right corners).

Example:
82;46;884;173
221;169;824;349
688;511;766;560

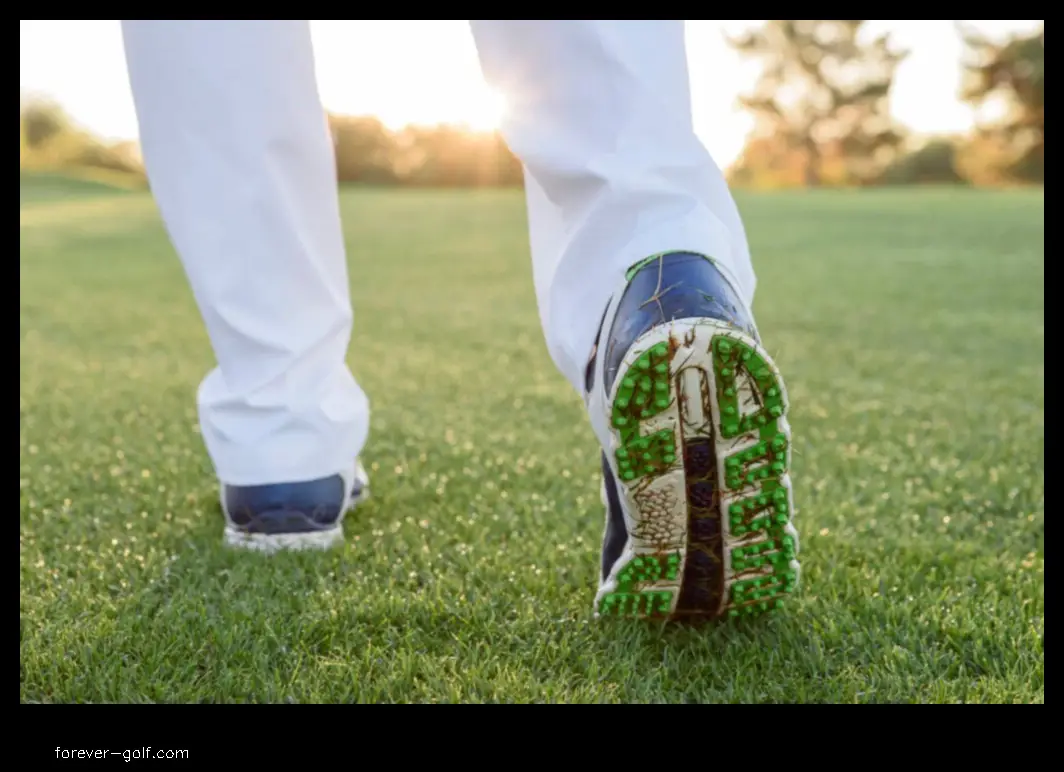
958;23;1043;183
20;94;145;181
878;138;967;185
727;20;907;186
727;135;809;189
392;125;522;187
328;115;399;184
20;112;29;165
20;96;71;149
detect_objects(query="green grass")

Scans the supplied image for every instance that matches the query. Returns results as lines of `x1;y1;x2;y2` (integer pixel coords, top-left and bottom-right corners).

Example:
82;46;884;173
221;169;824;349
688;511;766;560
20;174;1044;703
19;170;139;205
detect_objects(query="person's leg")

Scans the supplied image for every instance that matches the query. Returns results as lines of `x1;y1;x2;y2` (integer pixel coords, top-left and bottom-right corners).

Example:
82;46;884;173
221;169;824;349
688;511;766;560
470;20;798;621
469;19;755;394
122;20;370;552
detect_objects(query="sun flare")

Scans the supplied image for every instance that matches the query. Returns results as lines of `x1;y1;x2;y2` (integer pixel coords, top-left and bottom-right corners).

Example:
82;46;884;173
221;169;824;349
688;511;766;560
467;87;506;131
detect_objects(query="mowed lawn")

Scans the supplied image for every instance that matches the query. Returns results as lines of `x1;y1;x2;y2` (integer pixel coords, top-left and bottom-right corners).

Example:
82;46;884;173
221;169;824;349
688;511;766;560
20;175;1044;703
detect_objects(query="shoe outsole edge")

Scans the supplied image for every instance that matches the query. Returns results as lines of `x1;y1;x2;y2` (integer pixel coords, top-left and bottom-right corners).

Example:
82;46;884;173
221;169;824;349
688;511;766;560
595;318;800;621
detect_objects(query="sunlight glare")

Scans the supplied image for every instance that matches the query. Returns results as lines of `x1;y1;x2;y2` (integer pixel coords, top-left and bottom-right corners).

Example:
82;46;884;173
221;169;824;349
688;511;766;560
19;19;1046;167
466;86;506;131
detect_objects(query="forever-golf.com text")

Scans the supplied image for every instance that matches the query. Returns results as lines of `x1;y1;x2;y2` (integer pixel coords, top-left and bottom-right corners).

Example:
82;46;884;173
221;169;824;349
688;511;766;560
56;748;189;762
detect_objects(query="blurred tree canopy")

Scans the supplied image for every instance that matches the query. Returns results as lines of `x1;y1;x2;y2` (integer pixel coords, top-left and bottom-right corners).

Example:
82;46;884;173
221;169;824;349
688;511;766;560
20;21;1045;191
327;115;523;187
19;93;524;189
20;96;144;184
878;138;966;186
726;20;1045;189
726;20;908;187
957;22;1043;184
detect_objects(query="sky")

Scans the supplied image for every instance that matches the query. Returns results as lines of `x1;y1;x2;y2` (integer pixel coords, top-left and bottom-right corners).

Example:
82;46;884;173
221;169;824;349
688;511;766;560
19;20;1043;169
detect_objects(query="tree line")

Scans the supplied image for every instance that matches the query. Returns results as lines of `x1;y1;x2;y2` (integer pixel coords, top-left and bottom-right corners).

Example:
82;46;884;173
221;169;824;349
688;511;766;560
20;20;1042;189
19;103;524;188
726;21;1043;187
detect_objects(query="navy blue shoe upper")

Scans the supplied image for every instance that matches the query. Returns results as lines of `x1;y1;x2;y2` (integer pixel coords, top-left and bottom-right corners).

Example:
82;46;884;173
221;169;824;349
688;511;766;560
587;252;756;581
224;475;348;535
601;253;758;396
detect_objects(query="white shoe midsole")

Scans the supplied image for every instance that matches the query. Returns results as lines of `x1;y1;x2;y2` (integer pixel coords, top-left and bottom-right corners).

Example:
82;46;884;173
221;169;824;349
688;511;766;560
223;526;343;553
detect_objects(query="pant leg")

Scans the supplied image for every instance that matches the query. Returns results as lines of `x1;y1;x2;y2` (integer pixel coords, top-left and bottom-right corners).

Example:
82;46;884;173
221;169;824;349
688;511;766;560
468;19;756;394
121;20;369;487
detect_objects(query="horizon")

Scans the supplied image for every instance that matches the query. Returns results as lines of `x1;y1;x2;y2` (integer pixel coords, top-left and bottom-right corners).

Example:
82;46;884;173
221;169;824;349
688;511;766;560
20;20;1043;169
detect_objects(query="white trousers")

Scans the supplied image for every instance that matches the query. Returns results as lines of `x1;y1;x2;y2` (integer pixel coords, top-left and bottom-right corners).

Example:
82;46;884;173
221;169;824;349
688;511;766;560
121;20;755;487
